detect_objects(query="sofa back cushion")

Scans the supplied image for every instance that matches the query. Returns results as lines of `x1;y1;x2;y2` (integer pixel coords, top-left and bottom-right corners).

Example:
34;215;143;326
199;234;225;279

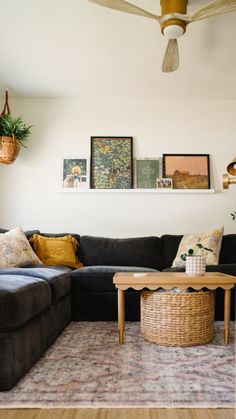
219;234;236;263
161;235;183;269
78;236;163;270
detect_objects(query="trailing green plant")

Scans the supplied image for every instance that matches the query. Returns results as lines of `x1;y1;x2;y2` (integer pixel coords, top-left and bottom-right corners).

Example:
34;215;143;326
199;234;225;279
0;114;32;147
231;211;236;221
181;243;213;261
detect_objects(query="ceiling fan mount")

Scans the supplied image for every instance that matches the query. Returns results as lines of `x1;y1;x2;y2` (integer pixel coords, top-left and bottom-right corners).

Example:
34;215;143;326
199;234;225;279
160;0;188;38
88;0;236;72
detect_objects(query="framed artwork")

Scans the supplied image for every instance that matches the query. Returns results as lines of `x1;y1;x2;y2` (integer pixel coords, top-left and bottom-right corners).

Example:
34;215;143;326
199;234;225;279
62;157;90;189
135;158;160;188
156;177;173;189
90;137;133;189
163;154;210;189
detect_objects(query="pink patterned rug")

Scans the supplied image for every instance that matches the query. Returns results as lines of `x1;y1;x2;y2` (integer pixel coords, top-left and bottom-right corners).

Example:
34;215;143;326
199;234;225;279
0;321;235;408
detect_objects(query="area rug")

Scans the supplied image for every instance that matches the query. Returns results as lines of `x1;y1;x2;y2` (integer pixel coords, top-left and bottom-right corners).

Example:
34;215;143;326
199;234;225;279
0;322;235;408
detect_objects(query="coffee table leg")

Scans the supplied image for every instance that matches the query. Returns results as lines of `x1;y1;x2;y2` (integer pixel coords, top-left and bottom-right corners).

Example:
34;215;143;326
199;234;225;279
118;289;125;345
224;289;231;344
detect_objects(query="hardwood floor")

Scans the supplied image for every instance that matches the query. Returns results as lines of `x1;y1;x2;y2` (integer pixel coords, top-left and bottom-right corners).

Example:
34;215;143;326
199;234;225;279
0;409;234;419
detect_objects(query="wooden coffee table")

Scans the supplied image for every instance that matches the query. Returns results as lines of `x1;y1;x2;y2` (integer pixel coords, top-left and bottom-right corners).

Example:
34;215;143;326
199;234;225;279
113;272;236;345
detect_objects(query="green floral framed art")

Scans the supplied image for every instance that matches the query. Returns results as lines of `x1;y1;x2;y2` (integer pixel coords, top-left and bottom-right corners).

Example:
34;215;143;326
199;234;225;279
90;137;133;189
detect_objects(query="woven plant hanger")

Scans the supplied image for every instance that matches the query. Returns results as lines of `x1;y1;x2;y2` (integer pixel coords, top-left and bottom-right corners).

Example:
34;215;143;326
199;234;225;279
0;90;20;164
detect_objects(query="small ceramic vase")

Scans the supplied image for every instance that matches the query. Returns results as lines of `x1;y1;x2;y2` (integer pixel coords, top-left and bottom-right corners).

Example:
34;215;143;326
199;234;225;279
185;255;206;276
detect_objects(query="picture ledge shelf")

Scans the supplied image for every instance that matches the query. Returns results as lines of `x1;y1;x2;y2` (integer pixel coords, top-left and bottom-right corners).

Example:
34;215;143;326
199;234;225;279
59;189;216;194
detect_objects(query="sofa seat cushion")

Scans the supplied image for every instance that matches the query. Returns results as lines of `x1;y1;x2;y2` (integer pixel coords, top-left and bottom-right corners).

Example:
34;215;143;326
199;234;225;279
78;236;163;270
0;266;71;302
71;265;158;293
0;275;51;332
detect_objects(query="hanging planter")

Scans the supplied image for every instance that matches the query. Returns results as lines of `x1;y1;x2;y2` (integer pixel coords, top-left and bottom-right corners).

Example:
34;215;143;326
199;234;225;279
0;135;20;164
0;91;32;164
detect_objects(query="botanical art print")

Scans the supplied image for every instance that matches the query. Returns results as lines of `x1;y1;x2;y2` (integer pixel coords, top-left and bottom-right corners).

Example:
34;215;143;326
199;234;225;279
136;158;160;188
62;158;89;189
163;154;210;189
91;137;133;189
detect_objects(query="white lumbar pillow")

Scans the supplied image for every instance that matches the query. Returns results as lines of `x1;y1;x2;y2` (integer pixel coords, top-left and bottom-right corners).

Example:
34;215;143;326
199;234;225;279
0;227;42;268
172;227;224;268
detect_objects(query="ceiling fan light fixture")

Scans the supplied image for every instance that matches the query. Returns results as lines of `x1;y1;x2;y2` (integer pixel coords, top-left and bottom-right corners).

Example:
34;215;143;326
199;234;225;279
163;24;184;39
88;0;236;73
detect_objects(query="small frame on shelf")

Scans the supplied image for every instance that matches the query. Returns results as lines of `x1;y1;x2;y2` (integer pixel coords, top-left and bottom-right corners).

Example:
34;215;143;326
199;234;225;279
163;154;210;189
135;158;161;189
62;157;90;190
90;137;133;189
156;177;173;189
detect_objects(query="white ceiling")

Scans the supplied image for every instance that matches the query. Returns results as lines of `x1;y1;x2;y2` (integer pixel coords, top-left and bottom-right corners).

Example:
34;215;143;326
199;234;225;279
0;0;235;99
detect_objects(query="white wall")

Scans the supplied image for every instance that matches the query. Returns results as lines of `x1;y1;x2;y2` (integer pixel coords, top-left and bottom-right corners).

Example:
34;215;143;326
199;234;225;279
0;98;235;237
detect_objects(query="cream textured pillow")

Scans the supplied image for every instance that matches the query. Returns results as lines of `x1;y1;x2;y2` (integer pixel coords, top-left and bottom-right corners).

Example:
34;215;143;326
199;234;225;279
172;227;224;268
0;227;42;268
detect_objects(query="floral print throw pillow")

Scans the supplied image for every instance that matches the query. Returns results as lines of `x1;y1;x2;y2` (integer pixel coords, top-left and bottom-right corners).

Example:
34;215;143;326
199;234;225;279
172;227;224;268
0;227;42;268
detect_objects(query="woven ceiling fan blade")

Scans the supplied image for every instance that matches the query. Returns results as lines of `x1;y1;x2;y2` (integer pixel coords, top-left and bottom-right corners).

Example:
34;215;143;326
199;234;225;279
88;0;161;21
189;0;236;23
162;39;179;73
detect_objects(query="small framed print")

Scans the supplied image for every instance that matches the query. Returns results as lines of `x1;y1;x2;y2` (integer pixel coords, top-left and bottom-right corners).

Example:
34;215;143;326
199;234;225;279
90;137;133;189
156;177;173;189
163;154;210;189
62;157;90;190
135;158;160;188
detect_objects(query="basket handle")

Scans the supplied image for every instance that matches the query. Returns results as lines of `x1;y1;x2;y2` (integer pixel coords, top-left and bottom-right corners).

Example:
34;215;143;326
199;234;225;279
1;90;10;116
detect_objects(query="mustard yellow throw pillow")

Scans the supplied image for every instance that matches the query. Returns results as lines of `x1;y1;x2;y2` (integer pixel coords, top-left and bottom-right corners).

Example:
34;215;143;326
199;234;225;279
0;227;42;268
30;234;83;269
172;227;224;268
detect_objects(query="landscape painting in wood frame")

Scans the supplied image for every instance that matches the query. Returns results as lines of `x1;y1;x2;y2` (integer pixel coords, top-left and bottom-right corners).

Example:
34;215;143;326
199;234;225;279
62;157;90;189
163;154;210;189
90;137;133;189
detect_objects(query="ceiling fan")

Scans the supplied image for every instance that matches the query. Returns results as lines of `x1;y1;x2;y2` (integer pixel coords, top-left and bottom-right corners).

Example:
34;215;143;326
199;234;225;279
88;0;236;72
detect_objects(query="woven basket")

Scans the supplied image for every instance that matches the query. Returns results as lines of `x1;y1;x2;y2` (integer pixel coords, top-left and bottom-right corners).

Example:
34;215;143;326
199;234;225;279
0;136;20;164
141;290;215;346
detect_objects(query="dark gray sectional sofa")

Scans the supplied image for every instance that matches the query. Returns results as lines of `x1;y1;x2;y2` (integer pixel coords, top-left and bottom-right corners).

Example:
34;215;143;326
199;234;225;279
0;230;235;390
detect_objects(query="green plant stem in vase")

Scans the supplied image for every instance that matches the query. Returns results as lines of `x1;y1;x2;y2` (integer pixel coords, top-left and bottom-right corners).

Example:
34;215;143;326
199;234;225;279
180;243;213;262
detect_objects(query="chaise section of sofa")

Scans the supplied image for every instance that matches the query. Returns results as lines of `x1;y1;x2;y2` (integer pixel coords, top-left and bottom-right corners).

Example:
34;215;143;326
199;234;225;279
0;267;71;391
